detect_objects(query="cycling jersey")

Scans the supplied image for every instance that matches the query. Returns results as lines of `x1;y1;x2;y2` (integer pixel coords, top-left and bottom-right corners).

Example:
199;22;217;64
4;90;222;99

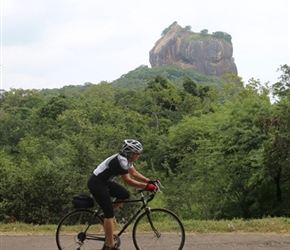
93;153;133;182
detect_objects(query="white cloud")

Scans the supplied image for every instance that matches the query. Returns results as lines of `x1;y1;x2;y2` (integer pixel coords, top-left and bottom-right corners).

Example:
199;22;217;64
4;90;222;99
1;0;289;90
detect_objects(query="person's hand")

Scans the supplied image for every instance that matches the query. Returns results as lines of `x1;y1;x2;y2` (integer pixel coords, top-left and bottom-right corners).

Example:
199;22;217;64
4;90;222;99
145;183;157;192
147;179;158;185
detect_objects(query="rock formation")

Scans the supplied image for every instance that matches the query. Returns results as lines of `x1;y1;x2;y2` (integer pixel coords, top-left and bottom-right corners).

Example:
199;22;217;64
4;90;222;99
149;22;238;77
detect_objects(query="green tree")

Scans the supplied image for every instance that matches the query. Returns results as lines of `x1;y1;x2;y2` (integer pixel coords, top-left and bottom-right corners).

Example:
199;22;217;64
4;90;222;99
200;29;208;36
182;77;198;96
39;95;72;120
272;64;290;99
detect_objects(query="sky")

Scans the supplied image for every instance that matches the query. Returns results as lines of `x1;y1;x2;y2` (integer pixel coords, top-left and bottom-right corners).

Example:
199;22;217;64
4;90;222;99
0;0;289;91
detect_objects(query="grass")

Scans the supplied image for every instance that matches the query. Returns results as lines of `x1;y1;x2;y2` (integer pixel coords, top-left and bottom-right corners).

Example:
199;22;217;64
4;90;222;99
0;223;57;235
1;217;289;235
184;33;218;43
183;217;290;234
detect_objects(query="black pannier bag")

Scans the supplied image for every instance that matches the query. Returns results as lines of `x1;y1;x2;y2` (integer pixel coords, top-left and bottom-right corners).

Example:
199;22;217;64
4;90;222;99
72;194;94;208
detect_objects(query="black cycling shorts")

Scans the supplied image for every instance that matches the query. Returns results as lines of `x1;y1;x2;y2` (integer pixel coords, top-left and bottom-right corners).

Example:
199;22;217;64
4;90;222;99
87;174;130;218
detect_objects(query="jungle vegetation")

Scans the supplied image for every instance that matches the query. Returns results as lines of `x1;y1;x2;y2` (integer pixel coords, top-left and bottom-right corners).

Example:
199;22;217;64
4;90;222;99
0;64;289;224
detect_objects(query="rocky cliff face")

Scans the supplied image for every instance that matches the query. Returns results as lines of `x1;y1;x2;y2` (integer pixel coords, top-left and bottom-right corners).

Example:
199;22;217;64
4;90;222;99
149;23;238;77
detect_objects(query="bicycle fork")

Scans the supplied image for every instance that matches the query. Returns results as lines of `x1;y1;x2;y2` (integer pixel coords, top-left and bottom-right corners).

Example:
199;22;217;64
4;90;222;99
145;207;161;238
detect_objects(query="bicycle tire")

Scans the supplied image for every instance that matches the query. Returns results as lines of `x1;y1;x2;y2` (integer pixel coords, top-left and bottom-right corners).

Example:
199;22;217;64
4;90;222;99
56;209;105;250
132;208;185;250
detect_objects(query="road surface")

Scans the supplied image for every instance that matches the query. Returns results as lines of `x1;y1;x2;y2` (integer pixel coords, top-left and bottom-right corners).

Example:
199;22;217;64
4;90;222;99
1;233;290;250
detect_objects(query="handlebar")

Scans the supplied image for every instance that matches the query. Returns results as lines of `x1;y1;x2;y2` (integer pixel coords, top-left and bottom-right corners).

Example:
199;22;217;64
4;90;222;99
153;179;164;192
137;179;164;194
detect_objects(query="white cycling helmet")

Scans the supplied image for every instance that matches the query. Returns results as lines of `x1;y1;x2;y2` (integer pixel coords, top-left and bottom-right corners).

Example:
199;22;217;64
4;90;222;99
121;139;143;154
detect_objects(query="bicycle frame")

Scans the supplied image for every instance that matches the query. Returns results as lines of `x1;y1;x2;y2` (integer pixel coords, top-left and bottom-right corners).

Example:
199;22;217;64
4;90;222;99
83;190;155;242
113;191;154;237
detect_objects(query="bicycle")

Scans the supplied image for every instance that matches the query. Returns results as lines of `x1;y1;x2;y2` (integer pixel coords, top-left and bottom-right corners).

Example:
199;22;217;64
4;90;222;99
55;181;185;250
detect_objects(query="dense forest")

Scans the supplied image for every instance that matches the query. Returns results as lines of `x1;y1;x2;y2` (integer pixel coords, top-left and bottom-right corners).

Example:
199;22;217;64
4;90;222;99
0;64;289;224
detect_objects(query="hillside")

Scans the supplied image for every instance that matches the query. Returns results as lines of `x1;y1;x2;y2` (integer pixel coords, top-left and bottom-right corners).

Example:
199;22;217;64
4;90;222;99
110;64;227;90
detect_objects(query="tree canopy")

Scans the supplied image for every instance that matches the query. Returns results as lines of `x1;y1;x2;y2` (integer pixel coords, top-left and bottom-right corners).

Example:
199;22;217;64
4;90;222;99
0;65;289;223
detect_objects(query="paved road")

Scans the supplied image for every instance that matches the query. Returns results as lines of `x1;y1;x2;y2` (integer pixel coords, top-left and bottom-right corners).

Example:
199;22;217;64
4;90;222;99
1;233;290;250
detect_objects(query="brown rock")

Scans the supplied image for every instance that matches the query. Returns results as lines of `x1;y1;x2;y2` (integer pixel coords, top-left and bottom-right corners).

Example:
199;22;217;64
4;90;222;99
149;23;238;77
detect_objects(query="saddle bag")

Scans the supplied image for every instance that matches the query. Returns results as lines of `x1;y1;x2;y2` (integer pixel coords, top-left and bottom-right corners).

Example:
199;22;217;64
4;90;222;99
72;194;94;208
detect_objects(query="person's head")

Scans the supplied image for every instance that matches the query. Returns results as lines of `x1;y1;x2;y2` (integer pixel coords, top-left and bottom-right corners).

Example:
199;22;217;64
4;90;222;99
121;139;143;160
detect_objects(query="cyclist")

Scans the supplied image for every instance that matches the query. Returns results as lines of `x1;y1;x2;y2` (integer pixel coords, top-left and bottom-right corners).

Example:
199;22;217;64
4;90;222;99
87;139;157;250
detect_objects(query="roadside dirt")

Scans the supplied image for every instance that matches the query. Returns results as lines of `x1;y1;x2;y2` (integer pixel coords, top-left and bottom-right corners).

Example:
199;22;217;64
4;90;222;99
1;233;290;250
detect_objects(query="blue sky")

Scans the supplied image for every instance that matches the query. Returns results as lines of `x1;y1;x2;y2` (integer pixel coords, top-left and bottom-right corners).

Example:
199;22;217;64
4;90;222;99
1;0;289;90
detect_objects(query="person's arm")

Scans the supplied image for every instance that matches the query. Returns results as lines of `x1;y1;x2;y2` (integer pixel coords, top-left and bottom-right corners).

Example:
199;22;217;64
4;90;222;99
128;166;150;182
121;173;147;188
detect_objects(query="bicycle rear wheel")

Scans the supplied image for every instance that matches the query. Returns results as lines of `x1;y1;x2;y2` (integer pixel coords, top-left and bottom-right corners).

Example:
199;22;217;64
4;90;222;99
132;208;185;250
56;209;105;250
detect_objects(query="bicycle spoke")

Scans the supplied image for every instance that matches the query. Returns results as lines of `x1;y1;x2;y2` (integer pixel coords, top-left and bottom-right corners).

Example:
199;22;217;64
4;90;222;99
133;208;185;250
56;209;105;250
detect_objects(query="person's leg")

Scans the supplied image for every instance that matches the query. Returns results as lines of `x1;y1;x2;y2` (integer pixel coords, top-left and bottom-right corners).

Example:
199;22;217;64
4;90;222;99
106;181;130;247
112;199;125;210
103;217;115;247
88;175;115;248
108;181;130;211
103;182;130;248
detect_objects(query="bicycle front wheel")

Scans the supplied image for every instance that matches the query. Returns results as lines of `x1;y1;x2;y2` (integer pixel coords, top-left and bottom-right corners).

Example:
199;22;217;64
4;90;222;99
132;208;185;250
56;209;105;250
